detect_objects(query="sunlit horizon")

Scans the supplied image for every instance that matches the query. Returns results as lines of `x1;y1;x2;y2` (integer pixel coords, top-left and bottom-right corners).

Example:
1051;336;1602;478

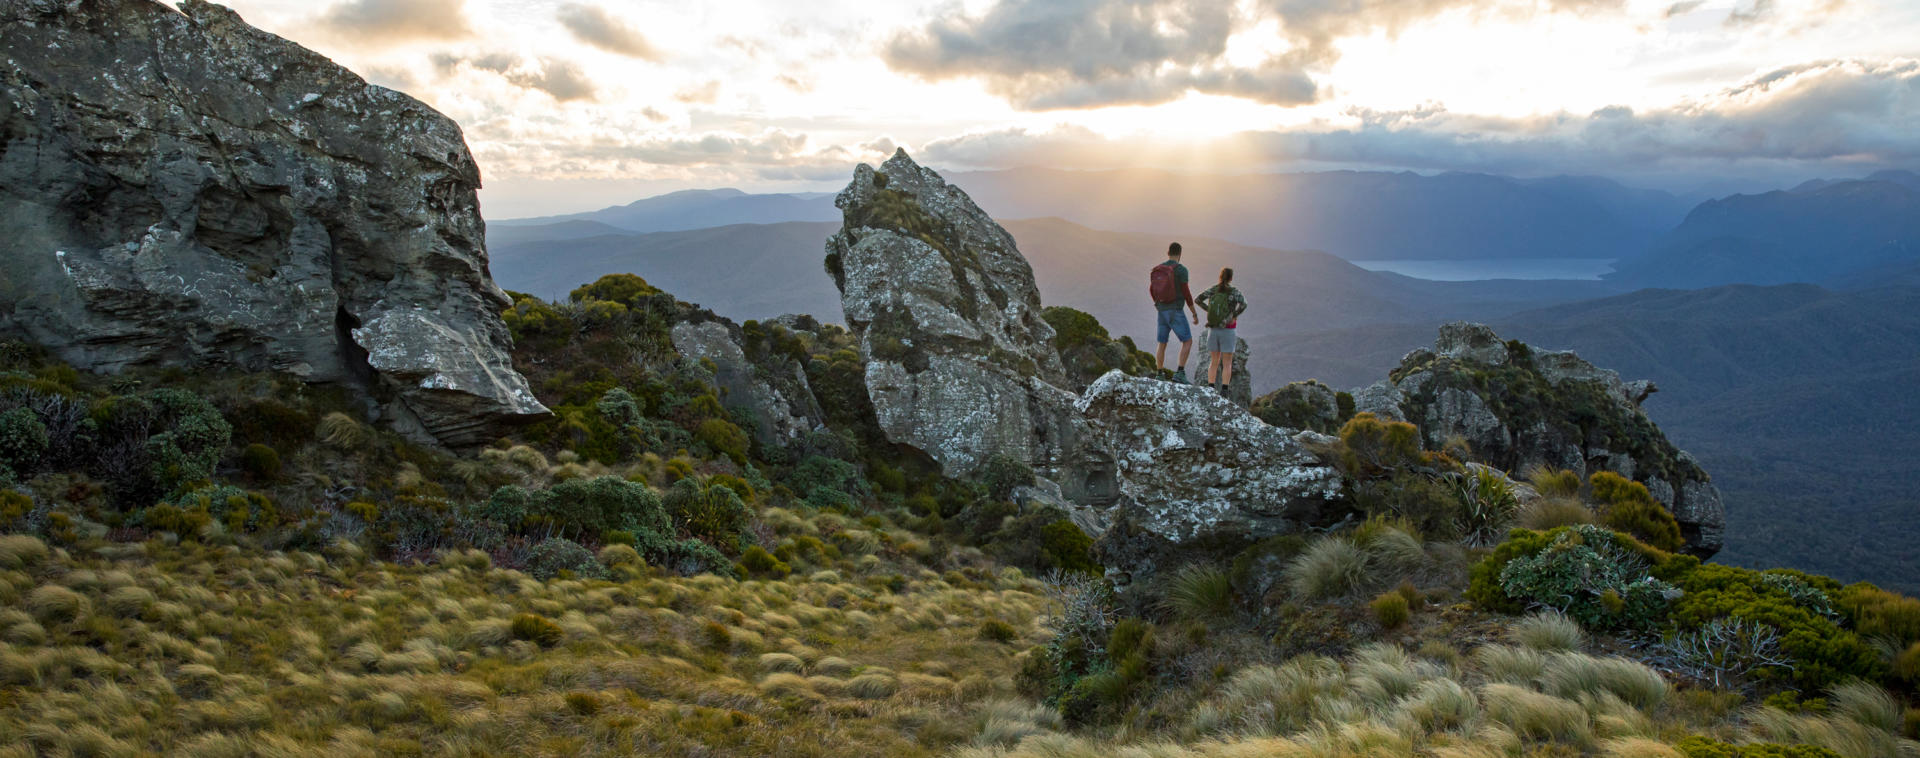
180;0;1920;216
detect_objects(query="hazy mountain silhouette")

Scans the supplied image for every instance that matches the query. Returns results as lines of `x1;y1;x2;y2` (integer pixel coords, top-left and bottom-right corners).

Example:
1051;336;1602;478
493;169;1690;262
1248;283;1920;591
488;217;1619;338
495;188;840;232
1608;171;1920;289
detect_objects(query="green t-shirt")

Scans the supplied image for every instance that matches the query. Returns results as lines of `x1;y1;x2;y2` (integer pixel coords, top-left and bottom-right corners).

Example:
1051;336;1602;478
1155;260;1191;311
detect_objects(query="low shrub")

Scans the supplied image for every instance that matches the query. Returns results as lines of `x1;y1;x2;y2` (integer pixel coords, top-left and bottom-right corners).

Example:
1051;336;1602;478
738;545;790;578
663;477;751;547
980;619;1019;643
1590;471;1683;553
238;443;281;481
1497;526;1675;631
1673;737;1843;758
1371;591;1411;629
524;537;603;580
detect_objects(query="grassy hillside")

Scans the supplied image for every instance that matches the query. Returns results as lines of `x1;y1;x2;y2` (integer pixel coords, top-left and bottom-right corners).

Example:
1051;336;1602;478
4;276;1917;755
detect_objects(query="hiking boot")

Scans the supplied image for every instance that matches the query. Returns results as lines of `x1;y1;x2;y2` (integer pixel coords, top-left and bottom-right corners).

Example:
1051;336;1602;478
1171;368;1187;384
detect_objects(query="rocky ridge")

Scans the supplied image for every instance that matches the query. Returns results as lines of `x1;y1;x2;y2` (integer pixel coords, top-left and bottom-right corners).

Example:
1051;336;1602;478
0;0;545;446
1355;322;1726;556
828;151;1342;586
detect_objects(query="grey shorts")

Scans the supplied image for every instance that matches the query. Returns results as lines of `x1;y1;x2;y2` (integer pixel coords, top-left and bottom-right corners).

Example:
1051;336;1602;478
1204;327;1236;354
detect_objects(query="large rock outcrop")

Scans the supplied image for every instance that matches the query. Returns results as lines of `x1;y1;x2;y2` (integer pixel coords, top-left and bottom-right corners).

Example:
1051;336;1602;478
826;150;1077;479
1355;323;1726;556
1078;372;1343;590
827;151;1345;583
0;0;546;446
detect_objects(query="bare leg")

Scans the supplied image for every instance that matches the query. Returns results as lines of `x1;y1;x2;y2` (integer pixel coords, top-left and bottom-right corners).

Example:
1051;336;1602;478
1221;355;1234;387
1155;340;1168;370
1208;352;1223;384
1177;339;1192;371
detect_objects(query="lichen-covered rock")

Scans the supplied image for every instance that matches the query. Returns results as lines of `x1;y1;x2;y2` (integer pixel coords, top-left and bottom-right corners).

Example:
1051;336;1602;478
1078;372;1344;591
826;149;1072;477
670;317;826;448
1353;322;1725;556
0;0;546;446
1193;331;1252;407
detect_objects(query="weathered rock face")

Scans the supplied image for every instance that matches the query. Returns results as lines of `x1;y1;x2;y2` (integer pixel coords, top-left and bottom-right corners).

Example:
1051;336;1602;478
0;0;546;446
826;149;1073;478
1355;323;1725;556
1194;332;1251;407
827;152;1346;582
669;316;826;449
1079;372;1344;591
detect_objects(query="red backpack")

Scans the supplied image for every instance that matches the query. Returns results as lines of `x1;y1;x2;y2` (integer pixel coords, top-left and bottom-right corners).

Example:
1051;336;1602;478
1149;263;1179;304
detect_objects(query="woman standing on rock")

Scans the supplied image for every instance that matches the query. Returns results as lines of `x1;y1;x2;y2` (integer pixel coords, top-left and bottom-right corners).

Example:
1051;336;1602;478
1195;268;1246;395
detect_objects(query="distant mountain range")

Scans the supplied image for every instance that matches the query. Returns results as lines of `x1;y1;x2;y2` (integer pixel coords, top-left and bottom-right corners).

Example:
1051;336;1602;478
1249;282;1920;592
1607;170;1920;289
488;217;1619;343
494;188;839;233
494;168;1692;263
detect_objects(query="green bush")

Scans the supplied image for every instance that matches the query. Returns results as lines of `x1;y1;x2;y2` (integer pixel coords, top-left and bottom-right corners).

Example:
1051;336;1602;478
569;273;660;306
535;476;670;542
1666;563;1883;690
663;478;751;547
1591;471;1684;552
789;456;862;502
1039;520;1098;575
596;387;644;428
978;454;1035;500
511;613;565;647
737;545;790;578
238;443;281;481
0;407;48;479
1336;413;1426;478
1496;525;1674;631
525;537;604;580
1371;591;1411;628
695;418;750;464
145;388;232;495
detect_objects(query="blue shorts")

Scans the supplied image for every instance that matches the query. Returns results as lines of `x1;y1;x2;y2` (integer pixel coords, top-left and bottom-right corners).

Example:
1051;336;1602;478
1156;308;1191;344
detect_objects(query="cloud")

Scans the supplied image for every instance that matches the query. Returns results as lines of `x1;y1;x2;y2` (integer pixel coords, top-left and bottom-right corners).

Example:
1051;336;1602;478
883;0;1622;110
316;0;474;44
434;53;598;102
674;81;721;104
556;4;662;60
1725;0;1775;25
918;59;1920;180
464;126;896;182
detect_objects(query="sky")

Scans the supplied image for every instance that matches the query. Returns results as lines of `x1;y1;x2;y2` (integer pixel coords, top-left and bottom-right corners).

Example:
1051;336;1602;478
188;0;1920;217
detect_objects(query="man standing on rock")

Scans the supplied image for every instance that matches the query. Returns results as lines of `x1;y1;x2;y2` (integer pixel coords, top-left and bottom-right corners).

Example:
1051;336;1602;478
1149;242;1200;383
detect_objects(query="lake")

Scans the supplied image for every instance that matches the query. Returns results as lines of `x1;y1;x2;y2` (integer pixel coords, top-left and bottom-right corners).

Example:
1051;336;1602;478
1354;258;1617;281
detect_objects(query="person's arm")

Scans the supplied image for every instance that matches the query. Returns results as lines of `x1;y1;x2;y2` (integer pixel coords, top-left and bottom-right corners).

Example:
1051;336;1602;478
1181;280;1197;322
1232;290;1247;320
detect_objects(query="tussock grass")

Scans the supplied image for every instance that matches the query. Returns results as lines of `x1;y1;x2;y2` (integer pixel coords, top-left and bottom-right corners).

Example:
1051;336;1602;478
1288;538;1370;600
0;534;48;569
1510;610;1583;651
1480;682;1591;744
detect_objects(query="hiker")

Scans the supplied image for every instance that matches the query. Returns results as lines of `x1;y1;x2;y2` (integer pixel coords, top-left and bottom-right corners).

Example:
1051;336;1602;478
1195;267;1246;394
1149;242;1199;383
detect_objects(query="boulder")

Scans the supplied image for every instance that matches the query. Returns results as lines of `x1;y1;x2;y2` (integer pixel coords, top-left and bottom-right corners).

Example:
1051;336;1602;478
826;149;1075;478
1353;322;1725;556
1079;372;1344;591
0;0;546;446
1193;331;1252;407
